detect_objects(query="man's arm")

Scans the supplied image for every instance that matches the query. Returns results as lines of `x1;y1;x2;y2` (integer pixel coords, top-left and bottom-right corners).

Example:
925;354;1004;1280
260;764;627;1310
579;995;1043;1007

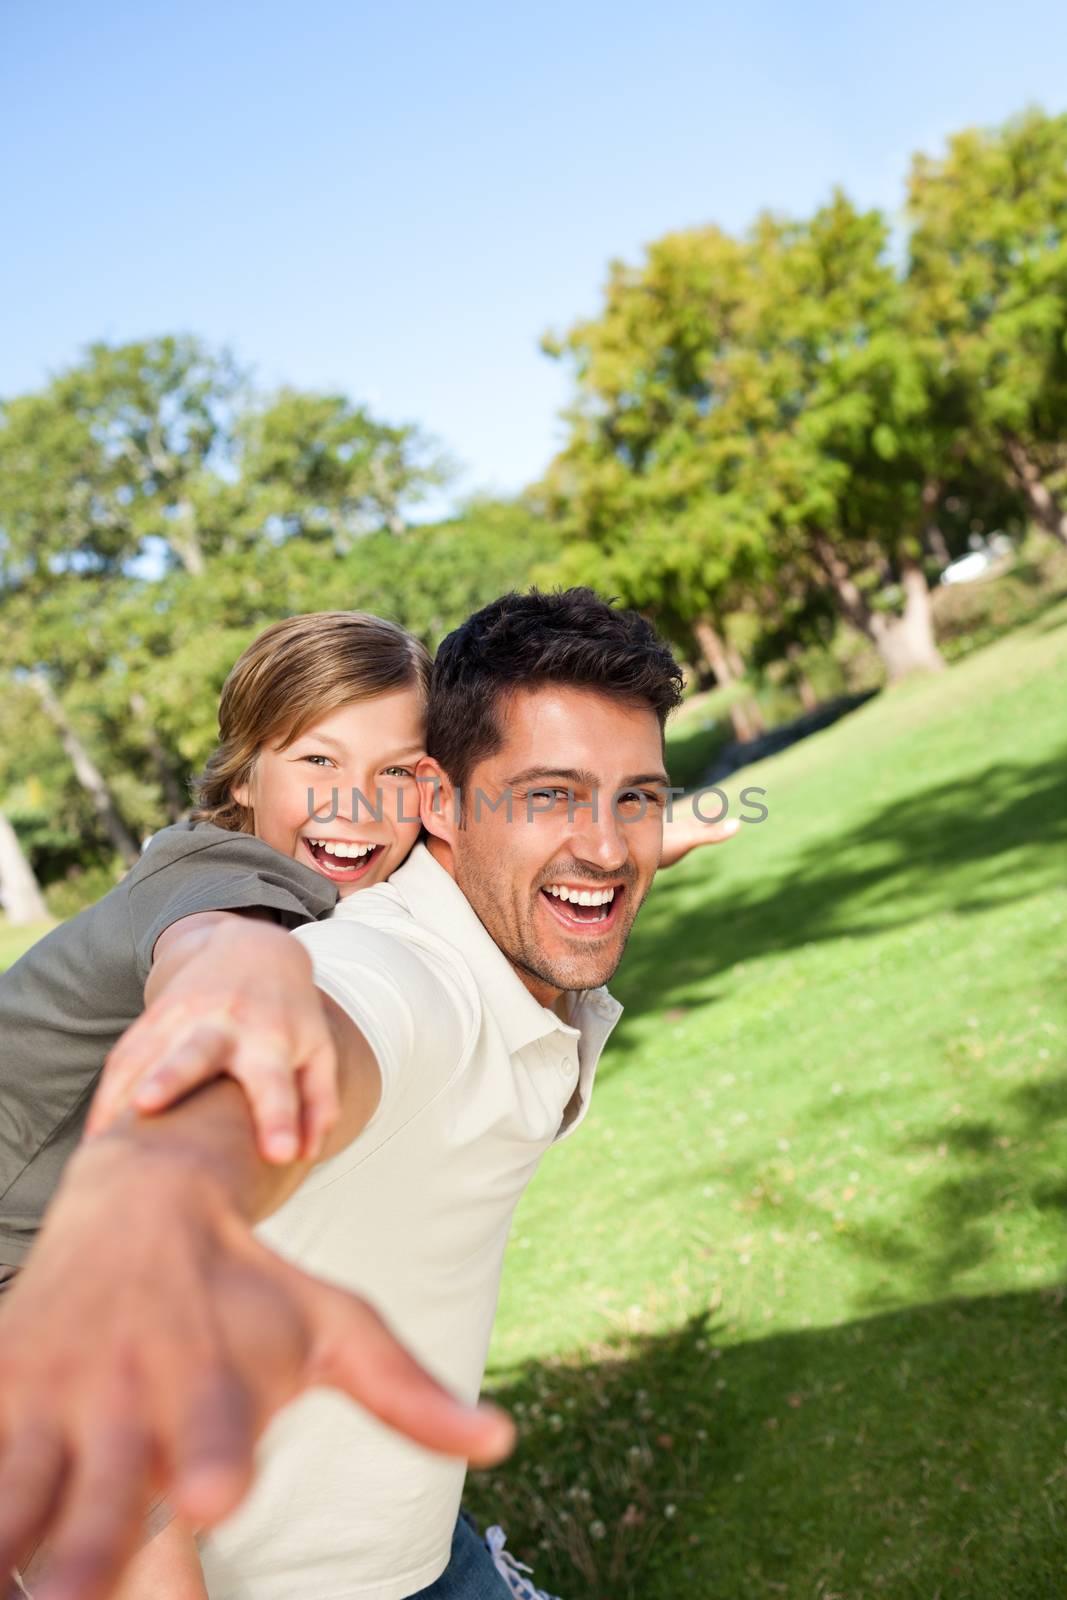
0;1028;513;1600
659;799;740;868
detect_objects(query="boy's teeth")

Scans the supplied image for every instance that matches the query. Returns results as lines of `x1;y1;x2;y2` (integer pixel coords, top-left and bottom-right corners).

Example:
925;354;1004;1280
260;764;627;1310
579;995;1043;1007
311;839;375;859
545;884;616;905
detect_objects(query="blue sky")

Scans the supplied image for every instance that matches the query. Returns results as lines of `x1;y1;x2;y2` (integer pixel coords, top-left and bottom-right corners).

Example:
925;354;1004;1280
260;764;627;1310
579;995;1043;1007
4;0;1066;512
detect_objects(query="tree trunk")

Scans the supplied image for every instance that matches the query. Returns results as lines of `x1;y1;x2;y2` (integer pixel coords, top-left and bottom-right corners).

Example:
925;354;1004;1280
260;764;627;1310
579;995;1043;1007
1004;436;1067;546
172;500;207;575
130;692;189;821
692;620;757;742
724;639;767;735
921;478;952;569
30;673;140;865
811;534;946;682
785;641;819;712
0;809;50;925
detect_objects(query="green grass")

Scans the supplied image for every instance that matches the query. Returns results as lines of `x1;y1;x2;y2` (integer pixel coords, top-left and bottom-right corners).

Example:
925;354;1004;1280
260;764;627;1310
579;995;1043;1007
0;918;51;972
4;572;1066;1596
468;593;1067;1599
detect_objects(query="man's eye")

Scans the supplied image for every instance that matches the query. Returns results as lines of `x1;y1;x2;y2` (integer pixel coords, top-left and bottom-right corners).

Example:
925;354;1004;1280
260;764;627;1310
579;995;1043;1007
530;788;568;802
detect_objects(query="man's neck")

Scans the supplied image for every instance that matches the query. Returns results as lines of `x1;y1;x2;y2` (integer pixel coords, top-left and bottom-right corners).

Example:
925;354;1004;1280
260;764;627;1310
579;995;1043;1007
424;836;565;1012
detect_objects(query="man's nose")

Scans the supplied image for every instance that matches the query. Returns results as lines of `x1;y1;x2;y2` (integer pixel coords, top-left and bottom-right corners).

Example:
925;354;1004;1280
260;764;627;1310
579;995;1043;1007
568;798;630;873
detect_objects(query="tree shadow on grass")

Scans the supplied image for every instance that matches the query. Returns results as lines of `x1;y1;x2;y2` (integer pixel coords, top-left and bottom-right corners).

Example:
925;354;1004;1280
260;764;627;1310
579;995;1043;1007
612;739;1067;1040
470;1289;1067;1600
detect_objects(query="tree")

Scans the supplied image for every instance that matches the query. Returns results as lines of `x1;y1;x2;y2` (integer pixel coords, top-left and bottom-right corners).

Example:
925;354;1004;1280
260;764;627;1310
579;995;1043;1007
235;389;453;548
0;338;468;891
540;194;952;685
0;809;49;925
906;107;1067;547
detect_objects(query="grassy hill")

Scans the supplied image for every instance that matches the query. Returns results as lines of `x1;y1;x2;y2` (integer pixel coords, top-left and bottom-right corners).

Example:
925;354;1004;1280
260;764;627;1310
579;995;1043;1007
2;580;1064;1598
468;592;1067;1599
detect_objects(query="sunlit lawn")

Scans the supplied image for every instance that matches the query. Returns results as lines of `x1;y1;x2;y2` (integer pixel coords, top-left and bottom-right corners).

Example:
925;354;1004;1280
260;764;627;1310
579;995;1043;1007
2;591;1065;1598
468;596;1067;1599
0;918;50;972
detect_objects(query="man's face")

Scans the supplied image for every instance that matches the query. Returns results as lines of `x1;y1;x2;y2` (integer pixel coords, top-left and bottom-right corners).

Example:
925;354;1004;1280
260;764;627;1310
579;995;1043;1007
421;686;668;1003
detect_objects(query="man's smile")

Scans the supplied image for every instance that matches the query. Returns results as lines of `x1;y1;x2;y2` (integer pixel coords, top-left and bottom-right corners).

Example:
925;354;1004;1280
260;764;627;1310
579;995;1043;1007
537;879;627;937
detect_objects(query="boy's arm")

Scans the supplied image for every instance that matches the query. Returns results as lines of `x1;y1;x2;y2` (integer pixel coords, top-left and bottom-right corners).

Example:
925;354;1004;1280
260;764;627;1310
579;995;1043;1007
0;1009;512;1600
86;913;341;1164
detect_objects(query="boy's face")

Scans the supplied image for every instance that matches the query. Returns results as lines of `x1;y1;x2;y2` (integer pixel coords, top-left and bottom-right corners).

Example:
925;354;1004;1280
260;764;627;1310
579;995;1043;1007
420;685;668;1002
231;687;426;896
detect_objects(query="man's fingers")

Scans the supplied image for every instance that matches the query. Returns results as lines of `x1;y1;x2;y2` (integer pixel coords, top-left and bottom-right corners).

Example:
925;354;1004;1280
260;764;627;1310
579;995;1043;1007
301;1275;516;1467
167;1369;255;1528
0;1425;66;1578
31;1427;150;1600
706;817;741;842
130;1027;232;1115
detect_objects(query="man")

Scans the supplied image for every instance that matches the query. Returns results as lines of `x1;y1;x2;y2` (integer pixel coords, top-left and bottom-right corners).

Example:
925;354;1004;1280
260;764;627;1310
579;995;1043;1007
0;587;686;1600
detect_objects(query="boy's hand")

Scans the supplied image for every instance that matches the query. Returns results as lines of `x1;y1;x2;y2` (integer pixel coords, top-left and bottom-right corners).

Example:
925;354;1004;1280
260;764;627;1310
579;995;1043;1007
85;920;338;1164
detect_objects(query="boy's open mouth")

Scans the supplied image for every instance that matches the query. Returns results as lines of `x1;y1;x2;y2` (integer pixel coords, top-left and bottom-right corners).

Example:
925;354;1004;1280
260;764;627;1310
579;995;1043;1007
539;881;625;936
302;837;383;882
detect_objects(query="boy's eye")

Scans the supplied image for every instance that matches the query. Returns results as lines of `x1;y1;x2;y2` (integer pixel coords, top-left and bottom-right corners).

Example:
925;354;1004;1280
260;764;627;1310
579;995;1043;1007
302;754;334;768
382;765;415;778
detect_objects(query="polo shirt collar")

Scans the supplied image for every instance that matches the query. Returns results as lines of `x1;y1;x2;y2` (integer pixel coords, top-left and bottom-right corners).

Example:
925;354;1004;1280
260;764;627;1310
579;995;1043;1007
387;843;621;1056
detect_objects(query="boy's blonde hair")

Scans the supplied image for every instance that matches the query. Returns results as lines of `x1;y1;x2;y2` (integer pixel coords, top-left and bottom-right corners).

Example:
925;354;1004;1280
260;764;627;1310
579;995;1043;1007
191;611;431;833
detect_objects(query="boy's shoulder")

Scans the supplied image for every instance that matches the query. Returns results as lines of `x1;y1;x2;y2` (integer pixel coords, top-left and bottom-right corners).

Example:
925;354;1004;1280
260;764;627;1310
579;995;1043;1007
132;822;336;905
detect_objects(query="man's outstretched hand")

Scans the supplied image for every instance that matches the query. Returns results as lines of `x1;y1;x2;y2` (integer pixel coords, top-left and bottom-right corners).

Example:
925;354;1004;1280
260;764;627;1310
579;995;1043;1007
0;1103;513;1600
660;794;741;869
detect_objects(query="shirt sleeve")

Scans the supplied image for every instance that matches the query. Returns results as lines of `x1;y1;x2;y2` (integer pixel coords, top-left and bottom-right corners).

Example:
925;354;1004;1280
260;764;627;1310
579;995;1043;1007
288;918;479;1181
127;831;337;981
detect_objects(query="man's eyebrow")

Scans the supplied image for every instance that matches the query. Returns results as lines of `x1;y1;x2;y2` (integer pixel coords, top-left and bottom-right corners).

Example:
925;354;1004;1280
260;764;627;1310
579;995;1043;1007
621;771;671;788
505;767;599;787
504;766;670;787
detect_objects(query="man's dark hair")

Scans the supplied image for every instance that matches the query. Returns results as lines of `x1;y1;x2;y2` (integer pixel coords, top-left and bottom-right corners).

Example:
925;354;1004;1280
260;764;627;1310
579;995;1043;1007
427;587;685;790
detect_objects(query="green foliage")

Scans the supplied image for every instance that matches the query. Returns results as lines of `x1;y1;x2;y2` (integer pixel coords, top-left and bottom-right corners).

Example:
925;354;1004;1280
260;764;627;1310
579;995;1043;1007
0;336;558;893
2;105;1065;898
469;593;1067;1600
906;108;1067;452
539;108;1067;682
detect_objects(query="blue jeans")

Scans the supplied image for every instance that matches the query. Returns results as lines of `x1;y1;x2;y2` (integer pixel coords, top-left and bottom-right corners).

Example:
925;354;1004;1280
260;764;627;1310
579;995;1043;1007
408;1514;511;1598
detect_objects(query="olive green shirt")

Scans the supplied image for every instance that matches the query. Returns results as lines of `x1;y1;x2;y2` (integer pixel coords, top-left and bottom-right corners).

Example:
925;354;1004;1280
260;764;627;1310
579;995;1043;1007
0;822;337;1267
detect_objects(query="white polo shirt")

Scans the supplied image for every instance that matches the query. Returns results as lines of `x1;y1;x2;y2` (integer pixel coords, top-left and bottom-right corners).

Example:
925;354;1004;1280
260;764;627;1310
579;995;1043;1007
198;843;621;1600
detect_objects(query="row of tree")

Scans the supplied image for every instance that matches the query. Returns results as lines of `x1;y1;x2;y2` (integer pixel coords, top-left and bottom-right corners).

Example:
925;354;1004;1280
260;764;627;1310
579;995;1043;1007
1;106;1064;908
0;344;556;904
538;106;1067;705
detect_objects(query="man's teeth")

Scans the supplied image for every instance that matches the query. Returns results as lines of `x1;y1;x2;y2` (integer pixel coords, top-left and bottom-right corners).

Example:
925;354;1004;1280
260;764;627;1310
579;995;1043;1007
308;839;375;860
544;885;616;906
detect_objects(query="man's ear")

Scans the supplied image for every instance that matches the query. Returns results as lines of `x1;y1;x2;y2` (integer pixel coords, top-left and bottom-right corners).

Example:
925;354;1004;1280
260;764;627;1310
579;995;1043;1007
415;756;457;844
